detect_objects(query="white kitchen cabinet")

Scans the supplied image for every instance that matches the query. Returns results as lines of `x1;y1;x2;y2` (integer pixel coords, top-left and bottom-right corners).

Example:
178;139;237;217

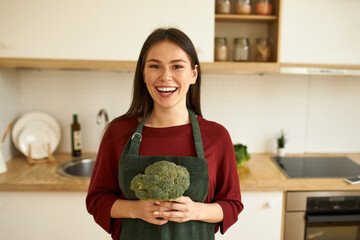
0;191;283;240
0;0;214;62
280;0;360;66
0;192;109;240
216;191;283;240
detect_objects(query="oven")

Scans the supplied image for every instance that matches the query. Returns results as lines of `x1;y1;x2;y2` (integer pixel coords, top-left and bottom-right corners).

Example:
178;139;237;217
284;191;360;240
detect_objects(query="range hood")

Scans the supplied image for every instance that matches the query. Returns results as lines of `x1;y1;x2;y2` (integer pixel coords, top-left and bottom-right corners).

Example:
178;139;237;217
280;64;360;76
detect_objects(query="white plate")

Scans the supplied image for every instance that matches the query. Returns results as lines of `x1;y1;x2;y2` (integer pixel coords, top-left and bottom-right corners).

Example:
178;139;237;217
18;125;58;159
12;112;61;141
12;112;61;159
13;119;49;149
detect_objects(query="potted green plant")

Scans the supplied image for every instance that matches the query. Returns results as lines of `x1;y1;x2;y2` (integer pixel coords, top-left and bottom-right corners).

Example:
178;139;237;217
233;144;251;167
276;129;287;157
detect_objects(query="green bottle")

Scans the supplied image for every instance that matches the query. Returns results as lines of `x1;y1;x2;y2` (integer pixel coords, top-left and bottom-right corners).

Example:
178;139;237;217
71;114;82;157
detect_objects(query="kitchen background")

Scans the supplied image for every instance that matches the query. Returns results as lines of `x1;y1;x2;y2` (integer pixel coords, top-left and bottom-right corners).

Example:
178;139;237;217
1;0;360;240
1;0;360;163
1;68;360;163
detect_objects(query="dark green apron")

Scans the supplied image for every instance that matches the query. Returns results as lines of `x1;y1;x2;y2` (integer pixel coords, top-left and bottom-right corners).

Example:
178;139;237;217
118;109;215;240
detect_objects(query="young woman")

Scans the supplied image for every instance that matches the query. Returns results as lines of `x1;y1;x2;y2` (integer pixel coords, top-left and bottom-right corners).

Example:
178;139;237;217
86;28;243;240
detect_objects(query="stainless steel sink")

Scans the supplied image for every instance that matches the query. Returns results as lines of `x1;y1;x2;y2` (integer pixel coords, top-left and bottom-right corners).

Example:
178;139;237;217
56;158;95;178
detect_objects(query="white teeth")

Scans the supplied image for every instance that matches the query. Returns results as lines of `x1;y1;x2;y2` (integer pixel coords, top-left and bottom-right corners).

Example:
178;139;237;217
156;87;177;92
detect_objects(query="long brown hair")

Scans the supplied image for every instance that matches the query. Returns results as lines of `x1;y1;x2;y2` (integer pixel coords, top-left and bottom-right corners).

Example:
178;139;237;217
116;28;202;123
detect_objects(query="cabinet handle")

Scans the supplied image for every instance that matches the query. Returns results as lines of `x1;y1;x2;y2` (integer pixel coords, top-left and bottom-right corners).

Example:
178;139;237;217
307;68;346;75
265;201;276;208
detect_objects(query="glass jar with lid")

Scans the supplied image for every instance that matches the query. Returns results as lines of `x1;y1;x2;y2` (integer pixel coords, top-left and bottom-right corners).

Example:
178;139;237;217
216;0;231;14
235;0;252;15
214;37;228;62
255;38;271;62
233;38;250;62
255;0;272;15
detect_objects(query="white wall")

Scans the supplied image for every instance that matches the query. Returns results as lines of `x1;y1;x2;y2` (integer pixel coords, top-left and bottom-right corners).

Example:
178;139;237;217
15;69;360;154
0;69;20;161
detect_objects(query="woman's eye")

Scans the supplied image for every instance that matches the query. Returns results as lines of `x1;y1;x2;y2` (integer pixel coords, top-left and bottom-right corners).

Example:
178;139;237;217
149;65;160;69
173;65;183;69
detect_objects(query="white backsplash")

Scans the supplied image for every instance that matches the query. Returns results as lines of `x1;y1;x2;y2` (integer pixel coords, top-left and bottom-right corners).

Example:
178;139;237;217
0;69;20;161
202;73;360;153
1;69;359;156
17;69;134;154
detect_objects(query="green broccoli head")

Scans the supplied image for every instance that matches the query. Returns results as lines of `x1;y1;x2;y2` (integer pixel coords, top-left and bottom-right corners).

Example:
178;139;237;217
233;143;251;166
130;161;190;201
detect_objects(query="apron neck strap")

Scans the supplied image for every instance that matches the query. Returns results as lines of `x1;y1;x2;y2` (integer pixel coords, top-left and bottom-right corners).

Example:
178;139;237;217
129;108;205;158
189;108;205;158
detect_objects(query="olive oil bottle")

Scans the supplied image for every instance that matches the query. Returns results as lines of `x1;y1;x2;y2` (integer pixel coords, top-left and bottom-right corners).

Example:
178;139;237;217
71;114;82;157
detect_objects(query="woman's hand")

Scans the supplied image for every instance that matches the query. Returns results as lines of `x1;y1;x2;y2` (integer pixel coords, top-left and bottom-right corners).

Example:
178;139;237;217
155;196;224;223
154;196;200;223
111;199;168;225
134;200;169;225
111;197;223;225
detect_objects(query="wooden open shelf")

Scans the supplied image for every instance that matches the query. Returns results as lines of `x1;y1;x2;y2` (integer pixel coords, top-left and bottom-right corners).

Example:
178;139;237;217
202;62;279;73
0;58;136;71
215;0;281;64
0;58;280;73
0;3;282;74
215;14;278;22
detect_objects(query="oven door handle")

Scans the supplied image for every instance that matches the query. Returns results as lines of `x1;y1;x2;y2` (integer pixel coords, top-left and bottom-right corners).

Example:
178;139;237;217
306;214;360;223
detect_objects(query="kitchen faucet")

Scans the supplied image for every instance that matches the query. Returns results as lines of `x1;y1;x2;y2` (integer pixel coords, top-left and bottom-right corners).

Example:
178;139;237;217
96;109;109;125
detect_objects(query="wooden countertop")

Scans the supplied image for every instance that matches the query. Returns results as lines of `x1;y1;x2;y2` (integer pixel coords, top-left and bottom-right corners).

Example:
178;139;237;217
1;152;360;192
239;153;360;191
0;153;93;192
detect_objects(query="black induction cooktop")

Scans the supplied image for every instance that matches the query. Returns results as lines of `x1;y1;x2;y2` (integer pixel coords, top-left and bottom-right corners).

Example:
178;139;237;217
271;156;360;178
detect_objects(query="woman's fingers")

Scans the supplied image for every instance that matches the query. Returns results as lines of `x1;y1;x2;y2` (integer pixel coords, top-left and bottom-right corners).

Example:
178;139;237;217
155;196;197;222
149;216;168;225
135;200;168;225
133;197;200;224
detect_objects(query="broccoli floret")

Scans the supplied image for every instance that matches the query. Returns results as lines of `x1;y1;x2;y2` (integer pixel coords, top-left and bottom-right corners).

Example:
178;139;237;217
130;161;190;201
233;144;251;166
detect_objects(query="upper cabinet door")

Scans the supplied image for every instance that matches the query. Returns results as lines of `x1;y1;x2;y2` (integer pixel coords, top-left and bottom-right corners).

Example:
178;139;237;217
280;0;360;65
0;0;214;62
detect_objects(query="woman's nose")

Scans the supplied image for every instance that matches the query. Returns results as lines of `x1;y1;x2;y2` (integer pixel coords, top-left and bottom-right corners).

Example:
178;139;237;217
160;67;172;81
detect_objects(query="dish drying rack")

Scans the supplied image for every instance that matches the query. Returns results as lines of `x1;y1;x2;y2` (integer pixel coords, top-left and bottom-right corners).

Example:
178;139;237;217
26;142;55;164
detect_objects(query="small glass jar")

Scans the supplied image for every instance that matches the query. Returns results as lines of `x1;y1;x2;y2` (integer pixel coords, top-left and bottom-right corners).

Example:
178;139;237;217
233;38;250;62
214;37;228;62
255;38;271;62
255;0;272;15
235;0;252;15
216;0;231;14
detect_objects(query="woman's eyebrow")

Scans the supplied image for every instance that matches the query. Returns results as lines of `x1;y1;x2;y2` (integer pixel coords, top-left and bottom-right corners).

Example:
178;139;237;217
146;59;187;63
146;59;161;63
170;59;187;63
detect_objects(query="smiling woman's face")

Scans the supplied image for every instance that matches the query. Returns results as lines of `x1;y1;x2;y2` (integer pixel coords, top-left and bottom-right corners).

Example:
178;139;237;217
143;40;198;112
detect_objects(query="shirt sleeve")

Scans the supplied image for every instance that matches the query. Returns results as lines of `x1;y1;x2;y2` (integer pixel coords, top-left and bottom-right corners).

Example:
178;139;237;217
85;125;123;237
212;124;244;234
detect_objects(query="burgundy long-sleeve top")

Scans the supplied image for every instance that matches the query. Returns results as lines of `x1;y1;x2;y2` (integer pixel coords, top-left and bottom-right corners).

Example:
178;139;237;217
86;116;243;240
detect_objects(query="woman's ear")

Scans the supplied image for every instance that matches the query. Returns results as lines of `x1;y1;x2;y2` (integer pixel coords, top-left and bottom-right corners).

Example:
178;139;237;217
191;64;198;84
